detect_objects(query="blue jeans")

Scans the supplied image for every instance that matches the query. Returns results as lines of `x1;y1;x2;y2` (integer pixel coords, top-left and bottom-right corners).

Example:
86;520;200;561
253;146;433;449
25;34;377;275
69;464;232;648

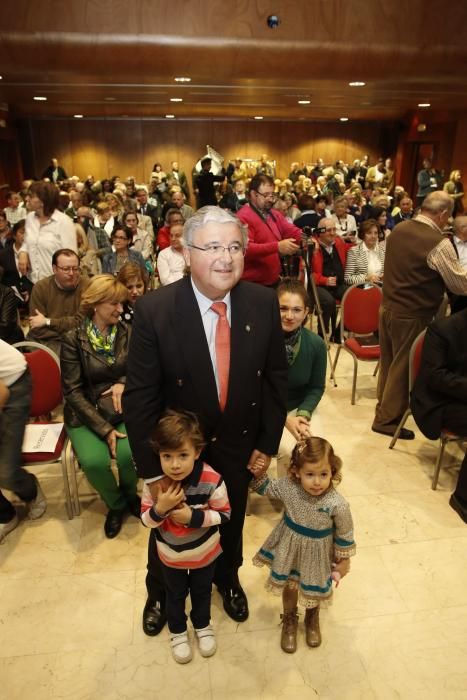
0;369;36;522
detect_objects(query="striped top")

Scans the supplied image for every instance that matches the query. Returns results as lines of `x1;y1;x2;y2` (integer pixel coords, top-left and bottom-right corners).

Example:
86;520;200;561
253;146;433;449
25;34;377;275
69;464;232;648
141;460;231;570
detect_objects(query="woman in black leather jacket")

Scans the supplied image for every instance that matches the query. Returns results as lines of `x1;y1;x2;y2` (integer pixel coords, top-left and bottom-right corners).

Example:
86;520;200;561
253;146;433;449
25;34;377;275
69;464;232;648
61;275;139;538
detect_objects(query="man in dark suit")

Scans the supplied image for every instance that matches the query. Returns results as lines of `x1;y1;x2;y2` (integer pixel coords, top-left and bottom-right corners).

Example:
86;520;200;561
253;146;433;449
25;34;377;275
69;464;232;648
411;310;467;524
123;206;287;635
41;158;67;183
135;187;159;231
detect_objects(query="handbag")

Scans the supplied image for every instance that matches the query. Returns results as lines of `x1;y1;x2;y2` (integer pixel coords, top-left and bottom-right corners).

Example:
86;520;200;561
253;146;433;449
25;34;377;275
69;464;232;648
96;392;123;426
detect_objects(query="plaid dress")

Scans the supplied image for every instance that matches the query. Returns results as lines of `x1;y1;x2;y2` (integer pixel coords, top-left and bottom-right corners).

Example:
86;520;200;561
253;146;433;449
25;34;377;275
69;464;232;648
252;476;356;608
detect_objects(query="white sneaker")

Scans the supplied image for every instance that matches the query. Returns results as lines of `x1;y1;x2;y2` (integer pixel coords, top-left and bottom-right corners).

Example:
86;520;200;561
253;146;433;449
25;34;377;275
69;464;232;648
170;631;192;664
195;625;217;657
0;514;19;543
28;479;47;520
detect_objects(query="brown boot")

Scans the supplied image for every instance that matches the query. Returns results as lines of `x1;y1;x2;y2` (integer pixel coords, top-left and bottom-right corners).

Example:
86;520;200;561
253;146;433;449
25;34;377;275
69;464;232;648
304;606;321;647
280;608;299;653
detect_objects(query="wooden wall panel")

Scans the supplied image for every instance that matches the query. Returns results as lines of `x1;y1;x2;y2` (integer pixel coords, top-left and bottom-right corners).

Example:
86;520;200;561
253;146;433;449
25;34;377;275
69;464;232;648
452;119;467;181
21;118;395;186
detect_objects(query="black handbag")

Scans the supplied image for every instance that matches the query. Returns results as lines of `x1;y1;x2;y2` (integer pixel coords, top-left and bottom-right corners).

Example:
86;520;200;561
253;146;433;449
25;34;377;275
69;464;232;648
96;392;123;426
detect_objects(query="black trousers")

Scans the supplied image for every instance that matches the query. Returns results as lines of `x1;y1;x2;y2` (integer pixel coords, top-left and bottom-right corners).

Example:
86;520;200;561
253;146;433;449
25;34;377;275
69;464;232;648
161;560;216;634
315;283;349;334
440;402;467;504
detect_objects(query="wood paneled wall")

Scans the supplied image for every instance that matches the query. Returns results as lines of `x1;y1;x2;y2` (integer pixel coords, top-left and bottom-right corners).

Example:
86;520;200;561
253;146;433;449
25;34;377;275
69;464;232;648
18;118;391;187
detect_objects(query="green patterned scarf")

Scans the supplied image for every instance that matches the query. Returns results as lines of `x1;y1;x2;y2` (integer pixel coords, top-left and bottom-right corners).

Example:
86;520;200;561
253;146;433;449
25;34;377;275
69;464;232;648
86;317;117;364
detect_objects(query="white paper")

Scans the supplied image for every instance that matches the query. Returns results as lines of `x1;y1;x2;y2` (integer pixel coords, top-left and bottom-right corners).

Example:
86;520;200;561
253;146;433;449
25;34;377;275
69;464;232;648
22;423;64;453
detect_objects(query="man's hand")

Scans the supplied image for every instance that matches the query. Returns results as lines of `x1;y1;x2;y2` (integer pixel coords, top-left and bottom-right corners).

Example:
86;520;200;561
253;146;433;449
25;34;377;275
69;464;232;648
169;503;192;525
278;238;300;256
285;415;311;441
28;309;48;329
247;449;271;477
326;276;337;287
156;482;186;516
105;429;127;458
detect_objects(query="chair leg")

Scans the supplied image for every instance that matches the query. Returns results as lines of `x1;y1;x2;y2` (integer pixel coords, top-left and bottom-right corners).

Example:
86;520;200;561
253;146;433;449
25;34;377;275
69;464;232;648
331;345;342;376
66;440;81;516
431;437;447;490
389;409;411;449
373;360;379;377
350;354;358;405
60;444;74;520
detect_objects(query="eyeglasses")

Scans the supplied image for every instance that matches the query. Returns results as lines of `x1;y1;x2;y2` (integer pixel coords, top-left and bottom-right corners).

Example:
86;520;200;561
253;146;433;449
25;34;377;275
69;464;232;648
252;190;277;201
187;243;245;257
279;306;306;315
55;265;80;273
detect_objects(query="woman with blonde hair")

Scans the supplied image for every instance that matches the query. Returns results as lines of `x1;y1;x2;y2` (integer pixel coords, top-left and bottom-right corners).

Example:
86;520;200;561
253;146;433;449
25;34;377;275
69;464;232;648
444;170;464;216
61;274;139;538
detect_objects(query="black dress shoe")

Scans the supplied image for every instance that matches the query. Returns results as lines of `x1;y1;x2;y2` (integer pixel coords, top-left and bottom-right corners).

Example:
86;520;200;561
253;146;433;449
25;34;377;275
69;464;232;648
218;585;249;622
104;509;124;539
143;598;167;636
127;496;141;518
372;426;415;440
449;494;467;524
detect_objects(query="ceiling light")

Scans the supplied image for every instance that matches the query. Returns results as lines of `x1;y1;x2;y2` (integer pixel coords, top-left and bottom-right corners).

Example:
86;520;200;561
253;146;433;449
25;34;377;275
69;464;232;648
418;103;431;107
340;117;349;122
165;114;175;119
170;98;183;102
33;96;47;101
254;116;263;120
74;114;83;118
298;100;311;105
0;76;3;80
349;81;365;87
174;77;191;83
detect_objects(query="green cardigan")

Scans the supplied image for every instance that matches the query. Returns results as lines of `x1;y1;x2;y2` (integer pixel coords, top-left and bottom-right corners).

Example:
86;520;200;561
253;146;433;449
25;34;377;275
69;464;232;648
287;328;327;418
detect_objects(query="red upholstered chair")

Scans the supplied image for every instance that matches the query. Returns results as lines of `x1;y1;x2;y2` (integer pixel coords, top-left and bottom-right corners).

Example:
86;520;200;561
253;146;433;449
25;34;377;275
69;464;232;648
331;284;382;404
388;330;426;449
13;341;74;519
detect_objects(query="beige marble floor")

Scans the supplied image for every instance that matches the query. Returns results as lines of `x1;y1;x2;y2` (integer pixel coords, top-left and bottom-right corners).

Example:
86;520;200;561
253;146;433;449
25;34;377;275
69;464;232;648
1;350;466;700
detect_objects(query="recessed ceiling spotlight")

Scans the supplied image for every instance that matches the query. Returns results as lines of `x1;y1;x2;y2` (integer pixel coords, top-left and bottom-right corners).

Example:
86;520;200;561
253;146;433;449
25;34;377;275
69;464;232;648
254;116;263;120
349;81;365;87
418;103;431;107
340;117;349;122
0;76;3;80
174;77;191;83
165;114;175;119
298;100;311;105
33;96;47;101
74;114;83;118
170;98;183;102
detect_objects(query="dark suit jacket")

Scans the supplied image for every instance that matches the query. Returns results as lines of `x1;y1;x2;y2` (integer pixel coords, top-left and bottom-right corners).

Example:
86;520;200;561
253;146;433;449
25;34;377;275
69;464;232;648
0;246;33;298
410;309;467;439
123;276;287;480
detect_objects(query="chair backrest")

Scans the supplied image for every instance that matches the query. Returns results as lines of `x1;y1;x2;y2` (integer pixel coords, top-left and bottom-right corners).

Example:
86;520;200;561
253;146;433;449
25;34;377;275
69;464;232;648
13;342;62;416
408;329;426;391
340;284;383;335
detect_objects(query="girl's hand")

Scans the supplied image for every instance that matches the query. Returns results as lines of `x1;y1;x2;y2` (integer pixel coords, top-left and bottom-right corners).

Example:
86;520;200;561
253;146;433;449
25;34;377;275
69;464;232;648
286;415;310;441
333;558;351;579
169;503;192;525
156;482;185;516
105;429;127;458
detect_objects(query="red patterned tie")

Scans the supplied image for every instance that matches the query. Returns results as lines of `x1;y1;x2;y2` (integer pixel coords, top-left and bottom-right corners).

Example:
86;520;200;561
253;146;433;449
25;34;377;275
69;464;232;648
211;302;230;410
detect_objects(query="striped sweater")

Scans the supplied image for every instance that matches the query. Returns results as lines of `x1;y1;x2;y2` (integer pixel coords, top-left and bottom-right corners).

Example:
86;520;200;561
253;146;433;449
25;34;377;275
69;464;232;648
141;460;231;570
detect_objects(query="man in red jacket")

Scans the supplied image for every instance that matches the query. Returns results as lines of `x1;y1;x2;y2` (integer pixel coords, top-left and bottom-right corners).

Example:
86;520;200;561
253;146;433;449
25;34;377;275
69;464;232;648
238;174;301;287
311;218;353;342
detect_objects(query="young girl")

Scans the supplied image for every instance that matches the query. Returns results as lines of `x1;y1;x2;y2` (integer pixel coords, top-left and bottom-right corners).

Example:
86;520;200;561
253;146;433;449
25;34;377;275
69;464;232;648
141;410;231;664
251;436;355;653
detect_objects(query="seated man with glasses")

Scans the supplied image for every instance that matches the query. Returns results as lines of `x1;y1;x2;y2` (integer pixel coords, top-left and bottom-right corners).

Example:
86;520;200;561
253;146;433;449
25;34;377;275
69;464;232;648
311;218;354;343
28;248;88;357
238;174;302;287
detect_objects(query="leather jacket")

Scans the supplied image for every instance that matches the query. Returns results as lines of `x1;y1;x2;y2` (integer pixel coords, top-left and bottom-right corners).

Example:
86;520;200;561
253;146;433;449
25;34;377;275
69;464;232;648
61;320;130;438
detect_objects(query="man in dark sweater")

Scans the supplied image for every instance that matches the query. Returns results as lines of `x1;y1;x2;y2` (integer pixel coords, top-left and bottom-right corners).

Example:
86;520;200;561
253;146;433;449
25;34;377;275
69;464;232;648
194;158;226;208
372;191;467;439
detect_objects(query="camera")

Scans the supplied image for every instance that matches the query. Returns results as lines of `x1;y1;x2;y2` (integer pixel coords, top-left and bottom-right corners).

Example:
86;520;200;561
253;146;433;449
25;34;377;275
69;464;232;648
267;15;280;29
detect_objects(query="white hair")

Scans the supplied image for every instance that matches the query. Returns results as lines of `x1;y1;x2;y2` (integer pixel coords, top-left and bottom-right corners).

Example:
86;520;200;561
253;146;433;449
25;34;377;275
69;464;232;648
183;206;248;248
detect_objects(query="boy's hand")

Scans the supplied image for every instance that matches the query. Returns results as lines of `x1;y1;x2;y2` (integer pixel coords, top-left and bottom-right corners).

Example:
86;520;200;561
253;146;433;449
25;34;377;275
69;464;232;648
155;482;185;515
169;503;192;525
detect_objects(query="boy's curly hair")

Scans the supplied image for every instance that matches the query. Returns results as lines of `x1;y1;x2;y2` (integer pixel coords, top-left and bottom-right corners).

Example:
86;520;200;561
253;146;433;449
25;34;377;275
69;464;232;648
288;436;342;486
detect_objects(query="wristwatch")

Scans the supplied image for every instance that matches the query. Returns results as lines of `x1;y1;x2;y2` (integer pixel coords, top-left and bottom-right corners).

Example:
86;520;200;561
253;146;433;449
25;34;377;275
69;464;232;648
45;318;51;327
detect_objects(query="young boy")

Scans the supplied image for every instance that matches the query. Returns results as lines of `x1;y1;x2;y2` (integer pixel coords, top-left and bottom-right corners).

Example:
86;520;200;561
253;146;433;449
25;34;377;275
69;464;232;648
141;409;231;663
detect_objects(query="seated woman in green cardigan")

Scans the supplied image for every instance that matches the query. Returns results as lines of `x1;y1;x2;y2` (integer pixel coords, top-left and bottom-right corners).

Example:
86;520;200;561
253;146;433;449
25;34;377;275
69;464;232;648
276;278;327;476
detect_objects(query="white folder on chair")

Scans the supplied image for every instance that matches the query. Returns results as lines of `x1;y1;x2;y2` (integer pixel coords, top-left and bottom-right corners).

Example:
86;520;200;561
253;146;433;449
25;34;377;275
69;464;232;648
22;423;64;453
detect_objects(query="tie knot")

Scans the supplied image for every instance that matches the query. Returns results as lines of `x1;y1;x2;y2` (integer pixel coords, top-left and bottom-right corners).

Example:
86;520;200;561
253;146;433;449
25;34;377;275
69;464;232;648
211;302;227;318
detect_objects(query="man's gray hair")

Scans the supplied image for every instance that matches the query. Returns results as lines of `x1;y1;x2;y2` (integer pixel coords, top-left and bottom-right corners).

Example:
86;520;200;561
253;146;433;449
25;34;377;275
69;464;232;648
454;215;467;232
421;191;454;216
183;206;248;248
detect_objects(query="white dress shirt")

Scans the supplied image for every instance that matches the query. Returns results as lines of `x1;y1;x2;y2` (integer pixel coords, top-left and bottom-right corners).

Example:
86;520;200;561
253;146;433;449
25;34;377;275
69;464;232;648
24;209;77;283
156;247;186;285
453;236;467;269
